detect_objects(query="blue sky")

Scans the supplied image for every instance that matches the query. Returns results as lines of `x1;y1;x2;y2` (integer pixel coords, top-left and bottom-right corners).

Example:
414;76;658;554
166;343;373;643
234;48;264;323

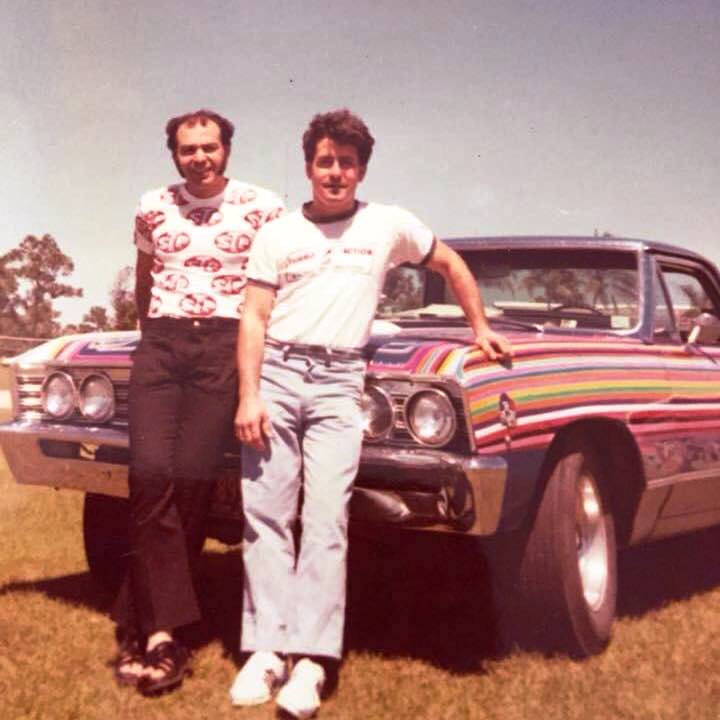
2;0;719;323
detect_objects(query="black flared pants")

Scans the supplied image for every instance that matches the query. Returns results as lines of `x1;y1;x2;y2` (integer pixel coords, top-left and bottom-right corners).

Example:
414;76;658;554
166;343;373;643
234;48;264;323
111;317;238;637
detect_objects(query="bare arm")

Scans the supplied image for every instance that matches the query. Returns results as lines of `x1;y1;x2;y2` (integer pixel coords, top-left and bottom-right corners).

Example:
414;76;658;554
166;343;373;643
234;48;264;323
425;240;512;360
235;283;276;451
135;249;154;330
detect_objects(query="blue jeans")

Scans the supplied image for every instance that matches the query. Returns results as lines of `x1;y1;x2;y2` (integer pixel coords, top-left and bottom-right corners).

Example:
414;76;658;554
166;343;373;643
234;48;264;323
241;344;365;658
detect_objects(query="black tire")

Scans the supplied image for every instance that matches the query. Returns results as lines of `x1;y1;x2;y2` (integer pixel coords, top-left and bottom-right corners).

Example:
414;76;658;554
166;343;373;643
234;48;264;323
82;492;130;595
489;438;617;657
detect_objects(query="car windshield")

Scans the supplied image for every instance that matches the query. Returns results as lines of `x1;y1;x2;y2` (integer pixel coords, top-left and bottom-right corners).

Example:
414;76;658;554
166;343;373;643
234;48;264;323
378;246;640;331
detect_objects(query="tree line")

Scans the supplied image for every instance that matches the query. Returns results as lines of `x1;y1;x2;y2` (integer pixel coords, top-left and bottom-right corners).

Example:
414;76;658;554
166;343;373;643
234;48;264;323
0;234;137;338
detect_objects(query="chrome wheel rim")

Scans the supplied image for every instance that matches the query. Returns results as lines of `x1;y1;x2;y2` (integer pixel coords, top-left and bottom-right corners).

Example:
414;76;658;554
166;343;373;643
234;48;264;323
576;473;609;611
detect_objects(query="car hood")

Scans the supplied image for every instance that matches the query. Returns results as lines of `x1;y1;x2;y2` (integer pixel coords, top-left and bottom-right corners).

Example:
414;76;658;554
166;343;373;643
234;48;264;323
366;323;643;384
6;331;140;368
367;323;671;455
7;322;641;377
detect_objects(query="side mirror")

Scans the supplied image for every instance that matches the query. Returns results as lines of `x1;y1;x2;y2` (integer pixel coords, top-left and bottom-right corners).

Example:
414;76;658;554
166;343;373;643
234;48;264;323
687;312;720;345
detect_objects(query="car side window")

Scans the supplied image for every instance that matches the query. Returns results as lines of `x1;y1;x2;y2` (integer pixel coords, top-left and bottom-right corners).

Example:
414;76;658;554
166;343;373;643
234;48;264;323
652;270;677;342
378;265;426;315
658;263;720;344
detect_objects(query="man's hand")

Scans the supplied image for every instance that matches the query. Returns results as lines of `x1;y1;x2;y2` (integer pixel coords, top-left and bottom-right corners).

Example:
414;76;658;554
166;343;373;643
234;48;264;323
425;240;513;362
473;326;512;361
234;395;273;452
235;283;276;452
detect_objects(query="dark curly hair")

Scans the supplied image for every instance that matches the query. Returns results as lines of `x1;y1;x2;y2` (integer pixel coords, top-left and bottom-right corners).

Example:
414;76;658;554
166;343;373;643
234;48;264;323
302;109;375;166
165;109;235;153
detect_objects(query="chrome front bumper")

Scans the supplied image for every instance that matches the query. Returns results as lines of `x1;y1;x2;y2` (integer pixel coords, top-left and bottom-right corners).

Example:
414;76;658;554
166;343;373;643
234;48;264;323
0;421;508;537
0;420;130;498
353;445;507;536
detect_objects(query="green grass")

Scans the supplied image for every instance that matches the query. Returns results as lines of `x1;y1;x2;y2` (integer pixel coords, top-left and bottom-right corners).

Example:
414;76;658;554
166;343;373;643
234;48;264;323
3;365;720;718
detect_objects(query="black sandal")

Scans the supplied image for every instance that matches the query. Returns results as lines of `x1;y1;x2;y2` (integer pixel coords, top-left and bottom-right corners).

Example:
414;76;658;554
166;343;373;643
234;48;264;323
137;640;191;696
113;637;146;687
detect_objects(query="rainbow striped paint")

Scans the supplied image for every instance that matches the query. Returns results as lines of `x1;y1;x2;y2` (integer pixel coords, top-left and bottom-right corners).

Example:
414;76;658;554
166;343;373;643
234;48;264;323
16;326;720;489
368;333;720;477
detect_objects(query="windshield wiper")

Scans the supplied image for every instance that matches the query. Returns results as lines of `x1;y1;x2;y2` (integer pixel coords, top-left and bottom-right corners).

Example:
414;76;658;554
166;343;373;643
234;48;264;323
380;304;465;321
490;317;544;333
379;310;543;333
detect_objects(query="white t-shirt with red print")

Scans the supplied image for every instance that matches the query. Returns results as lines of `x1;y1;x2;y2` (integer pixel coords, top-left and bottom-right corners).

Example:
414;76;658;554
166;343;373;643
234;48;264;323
134;179;284;319
246;201;435;349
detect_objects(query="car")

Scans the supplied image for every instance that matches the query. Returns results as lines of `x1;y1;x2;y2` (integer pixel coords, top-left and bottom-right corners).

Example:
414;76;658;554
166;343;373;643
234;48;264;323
3;235;720;658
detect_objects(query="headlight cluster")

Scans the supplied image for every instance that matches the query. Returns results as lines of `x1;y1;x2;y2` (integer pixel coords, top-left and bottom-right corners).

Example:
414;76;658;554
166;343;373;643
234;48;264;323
360;383;458;448
361;385;394;440
42;373;75;420
41;372;115;422
405;389;457;447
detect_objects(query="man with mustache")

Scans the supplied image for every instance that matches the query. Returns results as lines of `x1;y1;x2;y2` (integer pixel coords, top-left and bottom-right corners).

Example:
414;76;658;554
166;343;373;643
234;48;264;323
229;109;510;718
111;109;284;696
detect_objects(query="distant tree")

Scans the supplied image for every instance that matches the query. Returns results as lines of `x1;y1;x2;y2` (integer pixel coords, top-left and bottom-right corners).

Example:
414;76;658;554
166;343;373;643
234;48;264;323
379;266;424;314
1;234;83;337
110;265;138;330
0;253;22;335
521;267;585;307
82;305;110;331
584;269;637;313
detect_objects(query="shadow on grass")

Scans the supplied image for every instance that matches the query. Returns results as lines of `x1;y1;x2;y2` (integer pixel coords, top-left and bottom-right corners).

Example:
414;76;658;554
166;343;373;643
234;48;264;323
0;532;496;674
0;571;110;614
3;523;720;674
346;524;720;669
345;530;496;673
0;549;247;662
617;524;720;618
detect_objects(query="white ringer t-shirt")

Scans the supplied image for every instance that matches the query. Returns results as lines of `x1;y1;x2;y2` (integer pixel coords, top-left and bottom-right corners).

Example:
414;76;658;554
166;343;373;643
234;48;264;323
134;179;284;319
246;201;435;348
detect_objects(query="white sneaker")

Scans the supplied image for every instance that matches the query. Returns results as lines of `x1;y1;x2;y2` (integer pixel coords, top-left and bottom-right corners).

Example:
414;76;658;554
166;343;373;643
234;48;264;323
275;658;326;719
229;651;288;706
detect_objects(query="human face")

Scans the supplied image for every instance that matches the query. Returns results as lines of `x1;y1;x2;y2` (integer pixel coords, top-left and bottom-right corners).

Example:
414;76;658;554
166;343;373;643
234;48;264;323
306;137;366;219
174;119;228;198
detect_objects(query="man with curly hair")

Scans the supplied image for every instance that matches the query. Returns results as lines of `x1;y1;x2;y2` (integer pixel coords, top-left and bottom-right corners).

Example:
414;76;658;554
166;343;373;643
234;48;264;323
229;109;510;717
110;109;283;696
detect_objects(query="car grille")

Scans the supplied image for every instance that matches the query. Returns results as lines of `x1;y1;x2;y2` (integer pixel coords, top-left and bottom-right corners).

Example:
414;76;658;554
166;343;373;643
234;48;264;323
365;378;472;453
14;367;130;427
14;370;45;421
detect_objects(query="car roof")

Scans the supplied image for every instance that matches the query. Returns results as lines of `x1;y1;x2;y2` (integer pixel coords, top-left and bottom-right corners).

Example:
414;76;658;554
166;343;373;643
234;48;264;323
444;235;711;266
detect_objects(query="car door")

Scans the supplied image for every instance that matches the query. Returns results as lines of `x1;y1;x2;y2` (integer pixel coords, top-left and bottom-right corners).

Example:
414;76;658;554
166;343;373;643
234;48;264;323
649;254;720;535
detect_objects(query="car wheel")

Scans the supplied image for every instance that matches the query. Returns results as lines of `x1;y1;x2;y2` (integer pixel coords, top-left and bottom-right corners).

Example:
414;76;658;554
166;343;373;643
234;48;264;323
490;438;617;657
82;492;130;595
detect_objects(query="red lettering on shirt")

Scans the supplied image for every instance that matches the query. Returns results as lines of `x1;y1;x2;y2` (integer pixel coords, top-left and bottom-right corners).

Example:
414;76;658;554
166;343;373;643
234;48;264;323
226;187;258;205
156;232;191;253
243;210;264;230
266;206;284;222
187;207;223;226
143;210;166;230
158;272;190;291
135;215;151;240
214;232;253;254
184;256;223;273
159;186;189;206
179;293;217;317
211;274;247;295
278;250;316;271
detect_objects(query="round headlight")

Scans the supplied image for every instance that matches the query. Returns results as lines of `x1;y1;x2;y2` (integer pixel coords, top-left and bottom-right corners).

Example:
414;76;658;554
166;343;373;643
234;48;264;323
79;374;115;422
361;385;394;440
42;372;76;420
405;389;457;447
